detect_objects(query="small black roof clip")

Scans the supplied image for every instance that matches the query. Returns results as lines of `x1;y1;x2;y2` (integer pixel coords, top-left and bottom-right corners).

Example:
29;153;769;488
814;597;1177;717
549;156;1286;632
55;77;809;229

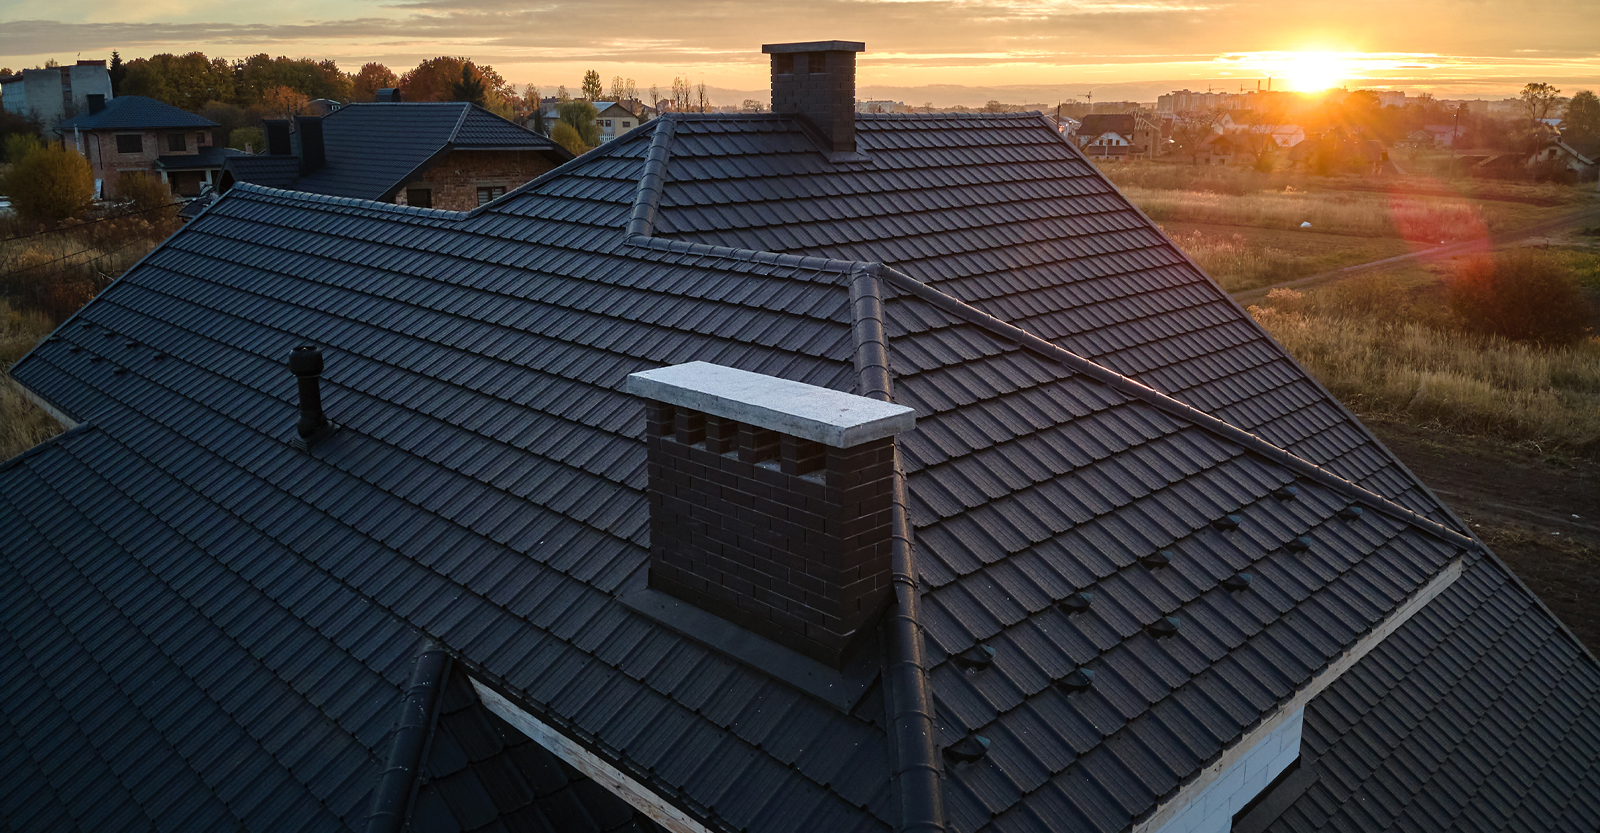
1213;514;1242;531
1337;505;1364;521
951;644;997;671
1272;484;1300;500
1286;536;1312;552
1221;572;1253;591
1057;667;1096;693
1140;550;1172;569
1147;617;1181;638
942;735;991;764
1058;591;1094;614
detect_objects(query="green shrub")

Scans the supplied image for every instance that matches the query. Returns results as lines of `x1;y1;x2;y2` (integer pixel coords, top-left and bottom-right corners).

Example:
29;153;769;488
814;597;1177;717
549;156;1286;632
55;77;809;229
549;121;590;156
556;100;600;147
1448;251;1592;345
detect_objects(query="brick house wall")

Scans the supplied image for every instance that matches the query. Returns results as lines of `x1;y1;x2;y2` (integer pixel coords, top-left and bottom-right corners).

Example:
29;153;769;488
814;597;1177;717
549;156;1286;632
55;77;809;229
77;128;212;196
394;149;560;210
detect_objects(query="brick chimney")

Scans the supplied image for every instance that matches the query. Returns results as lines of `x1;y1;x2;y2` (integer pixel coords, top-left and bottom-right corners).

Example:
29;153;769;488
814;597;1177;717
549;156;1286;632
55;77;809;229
626;362;914;667
763;40;865;154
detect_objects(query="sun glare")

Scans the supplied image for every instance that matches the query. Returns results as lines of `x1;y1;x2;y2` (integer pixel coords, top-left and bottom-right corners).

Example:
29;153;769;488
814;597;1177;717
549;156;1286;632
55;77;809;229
1283;52;1349;91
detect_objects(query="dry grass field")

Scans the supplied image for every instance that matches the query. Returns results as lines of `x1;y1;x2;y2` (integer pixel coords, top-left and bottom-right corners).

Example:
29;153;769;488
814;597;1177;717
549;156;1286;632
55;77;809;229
1;301;62;460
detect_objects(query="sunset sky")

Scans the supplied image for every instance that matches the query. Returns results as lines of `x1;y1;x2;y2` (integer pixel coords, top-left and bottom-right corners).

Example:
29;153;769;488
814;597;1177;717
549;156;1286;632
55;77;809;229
2;0;1597;105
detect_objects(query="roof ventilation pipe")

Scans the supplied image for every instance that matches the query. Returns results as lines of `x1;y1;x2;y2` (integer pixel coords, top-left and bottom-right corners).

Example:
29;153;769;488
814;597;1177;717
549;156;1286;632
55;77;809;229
289;345;330;440
264;120;293;156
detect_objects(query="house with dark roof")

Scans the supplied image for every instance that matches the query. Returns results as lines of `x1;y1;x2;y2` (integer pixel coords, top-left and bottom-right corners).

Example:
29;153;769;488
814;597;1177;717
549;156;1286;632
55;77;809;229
54;94;248;197
5;40;1600;833
219;102;573;210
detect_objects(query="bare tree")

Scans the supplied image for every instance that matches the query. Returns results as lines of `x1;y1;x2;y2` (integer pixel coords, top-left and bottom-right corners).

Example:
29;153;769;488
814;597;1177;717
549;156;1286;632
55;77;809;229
696;82;709;113
1519;82;1563;122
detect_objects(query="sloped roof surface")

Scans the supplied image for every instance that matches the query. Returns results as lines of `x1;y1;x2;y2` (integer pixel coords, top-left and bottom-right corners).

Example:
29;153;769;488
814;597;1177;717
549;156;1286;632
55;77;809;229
1078;114;1137;135
647;114;1445;524
1267;553;1600;832
229;103;566;201
5;113;1599;833
223;154;301;188
56;95;216;131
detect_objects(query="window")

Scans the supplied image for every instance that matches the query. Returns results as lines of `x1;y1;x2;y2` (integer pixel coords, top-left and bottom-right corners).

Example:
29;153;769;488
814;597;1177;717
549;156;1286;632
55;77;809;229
621;121;631;129
115;134;143;154
196;132;207;146
604;119;612;128
168;133;186;152
476;186;506;206
406;188;433;208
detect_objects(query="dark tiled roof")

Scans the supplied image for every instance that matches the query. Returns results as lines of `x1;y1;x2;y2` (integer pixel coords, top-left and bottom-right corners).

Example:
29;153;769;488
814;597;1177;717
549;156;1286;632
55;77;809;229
156;145;250;170
1078;113;1136;136
234;102;571;201
223;154;301;189
648;114;1445;525
5;112;1598;833
55;95;216;131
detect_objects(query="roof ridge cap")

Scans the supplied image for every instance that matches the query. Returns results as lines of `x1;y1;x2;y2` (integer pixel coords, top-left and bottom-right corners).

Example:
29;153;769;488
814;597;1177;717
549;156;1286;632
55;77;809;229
877;266;1481;553
227;182;464;220
446;102;473;144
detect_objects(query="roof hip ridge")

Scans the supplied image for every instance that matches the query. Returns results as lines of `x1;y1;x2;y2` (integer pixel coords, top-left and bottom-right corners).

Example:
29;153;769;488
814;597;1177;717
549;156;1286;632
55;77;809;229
876;266;1482;554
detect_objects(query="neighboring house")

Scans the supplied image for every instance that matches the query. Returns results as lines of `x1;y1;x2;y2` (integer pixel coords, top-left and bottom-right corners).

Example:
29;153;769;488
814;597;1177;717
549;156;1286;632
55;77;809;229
0;61;112;132
1217;112;1305;148
1398;129;1437;148
1540;137;1600;178
540;100;645;143
1423;124;1461;147
1199;132;1246;164
6;39;1600;833
53;94;246;198
1076;113;1135;157
218;102;572;210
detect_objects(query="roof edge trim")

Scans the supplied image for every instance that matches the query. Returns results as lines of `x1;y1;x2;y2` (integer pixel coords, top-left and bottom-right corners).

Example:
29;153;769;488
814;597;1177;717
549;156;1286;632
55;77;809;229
469;676;715;833
877;266;1481;554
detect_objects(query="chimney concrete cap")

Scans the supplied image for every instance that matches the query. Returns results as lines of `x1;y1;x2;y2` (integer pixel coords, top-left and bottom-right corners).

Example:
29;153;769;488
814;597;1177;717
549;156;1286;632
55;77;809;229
763;41;866;54
627;361;913;448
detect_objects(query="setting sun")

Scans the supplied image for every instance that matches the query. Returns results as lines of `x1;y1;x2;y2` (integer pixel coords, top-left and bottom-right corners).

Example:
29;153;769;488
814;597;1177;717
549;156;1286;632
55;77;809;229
1282;51;1351;91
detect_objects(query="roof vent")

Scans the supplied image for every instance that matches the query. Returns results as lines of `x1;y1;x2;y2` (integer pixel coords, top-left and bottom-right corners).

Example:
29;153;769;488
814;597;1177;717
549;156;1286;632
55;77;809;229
1213;514;1242;531
763;40;865;155
1058;591;1093;614
1147;617;1181;637
1141;549;1173;569
294;115;325;175
1337;505;1364;521
1221;572;1253;591
289;345;331;442
942;735;991;764
1272;484;1300;500
87;93;105;115
1057;667;1096;693
626;361;915;667
264;119;293;156
951;644;997;671
1285;536;1312;552
376;87;401;103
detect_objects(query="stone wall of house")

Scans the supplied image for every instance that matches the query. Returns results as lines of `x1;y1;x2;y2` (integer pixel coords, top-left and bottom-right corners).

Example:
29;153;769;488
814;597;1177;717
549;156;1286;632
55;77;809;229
397;149;560;210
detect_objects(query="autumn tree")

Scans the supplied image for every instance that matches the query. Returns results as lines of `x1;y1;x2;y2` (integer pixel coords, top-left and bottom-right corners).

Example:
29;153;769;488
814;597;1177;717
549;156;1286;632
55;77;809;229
550;122;587;155
121;52;235;111
581;70;603;102
1563;90;1600;143
670;77;691;112
1520;82;1563;123
400;57;511;107
352;62;399;102
6;143;95;225
234;54;351;106
260;85;312;120
198;101;249;147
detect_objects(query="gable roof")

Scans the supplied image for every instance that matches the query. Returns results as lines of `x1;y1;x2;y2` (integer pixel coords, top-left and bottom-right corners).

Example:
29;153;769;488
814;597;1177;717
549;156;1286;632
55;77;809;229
55;95;217;131
223;102;572;203
6;112;1599;833
155;145;251;171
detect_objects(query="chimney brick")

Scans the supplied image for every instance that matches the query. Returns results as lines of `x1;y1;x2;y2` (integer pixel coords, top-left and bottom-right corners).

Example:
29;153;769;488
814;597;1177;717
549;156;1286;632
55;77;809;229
763;41;866;154
628;361;913;666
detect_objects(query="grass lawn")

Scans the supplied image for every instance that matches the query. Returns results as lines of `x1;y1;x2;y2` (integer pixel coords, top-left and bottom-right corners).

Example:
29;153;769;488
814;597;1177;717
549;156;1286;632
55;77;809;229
1159;221;1411;292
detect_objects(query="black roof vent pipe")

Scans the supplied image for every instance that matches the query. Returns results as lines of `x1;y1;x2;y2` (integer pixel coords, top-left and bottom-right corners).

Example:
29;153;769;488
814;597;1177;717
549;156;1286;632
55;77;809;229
289;345;330;441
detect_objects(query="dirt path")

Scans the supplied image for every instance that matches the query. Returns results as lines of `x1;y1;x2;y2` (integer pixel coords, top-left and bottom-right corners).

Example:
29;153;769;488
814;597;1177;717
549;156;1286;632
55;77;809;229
1368;419;1600;654
1231;202;1600;304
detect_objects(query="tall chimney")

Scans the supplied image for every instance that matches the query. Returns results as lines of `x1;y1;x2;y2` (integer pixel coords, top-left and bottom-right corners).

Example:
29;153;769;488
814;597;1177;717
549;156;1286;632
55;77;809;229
295;115;325;175
264;120;292;156
763;40;865;154
289;345;329;440
626;361;914;667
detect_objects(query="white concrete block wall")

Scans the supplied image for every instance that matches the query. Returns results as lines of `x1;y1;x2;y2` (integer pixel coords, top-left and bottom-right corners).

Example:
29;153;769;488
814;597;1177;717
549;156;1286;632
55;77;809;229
1155;707;1305;833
